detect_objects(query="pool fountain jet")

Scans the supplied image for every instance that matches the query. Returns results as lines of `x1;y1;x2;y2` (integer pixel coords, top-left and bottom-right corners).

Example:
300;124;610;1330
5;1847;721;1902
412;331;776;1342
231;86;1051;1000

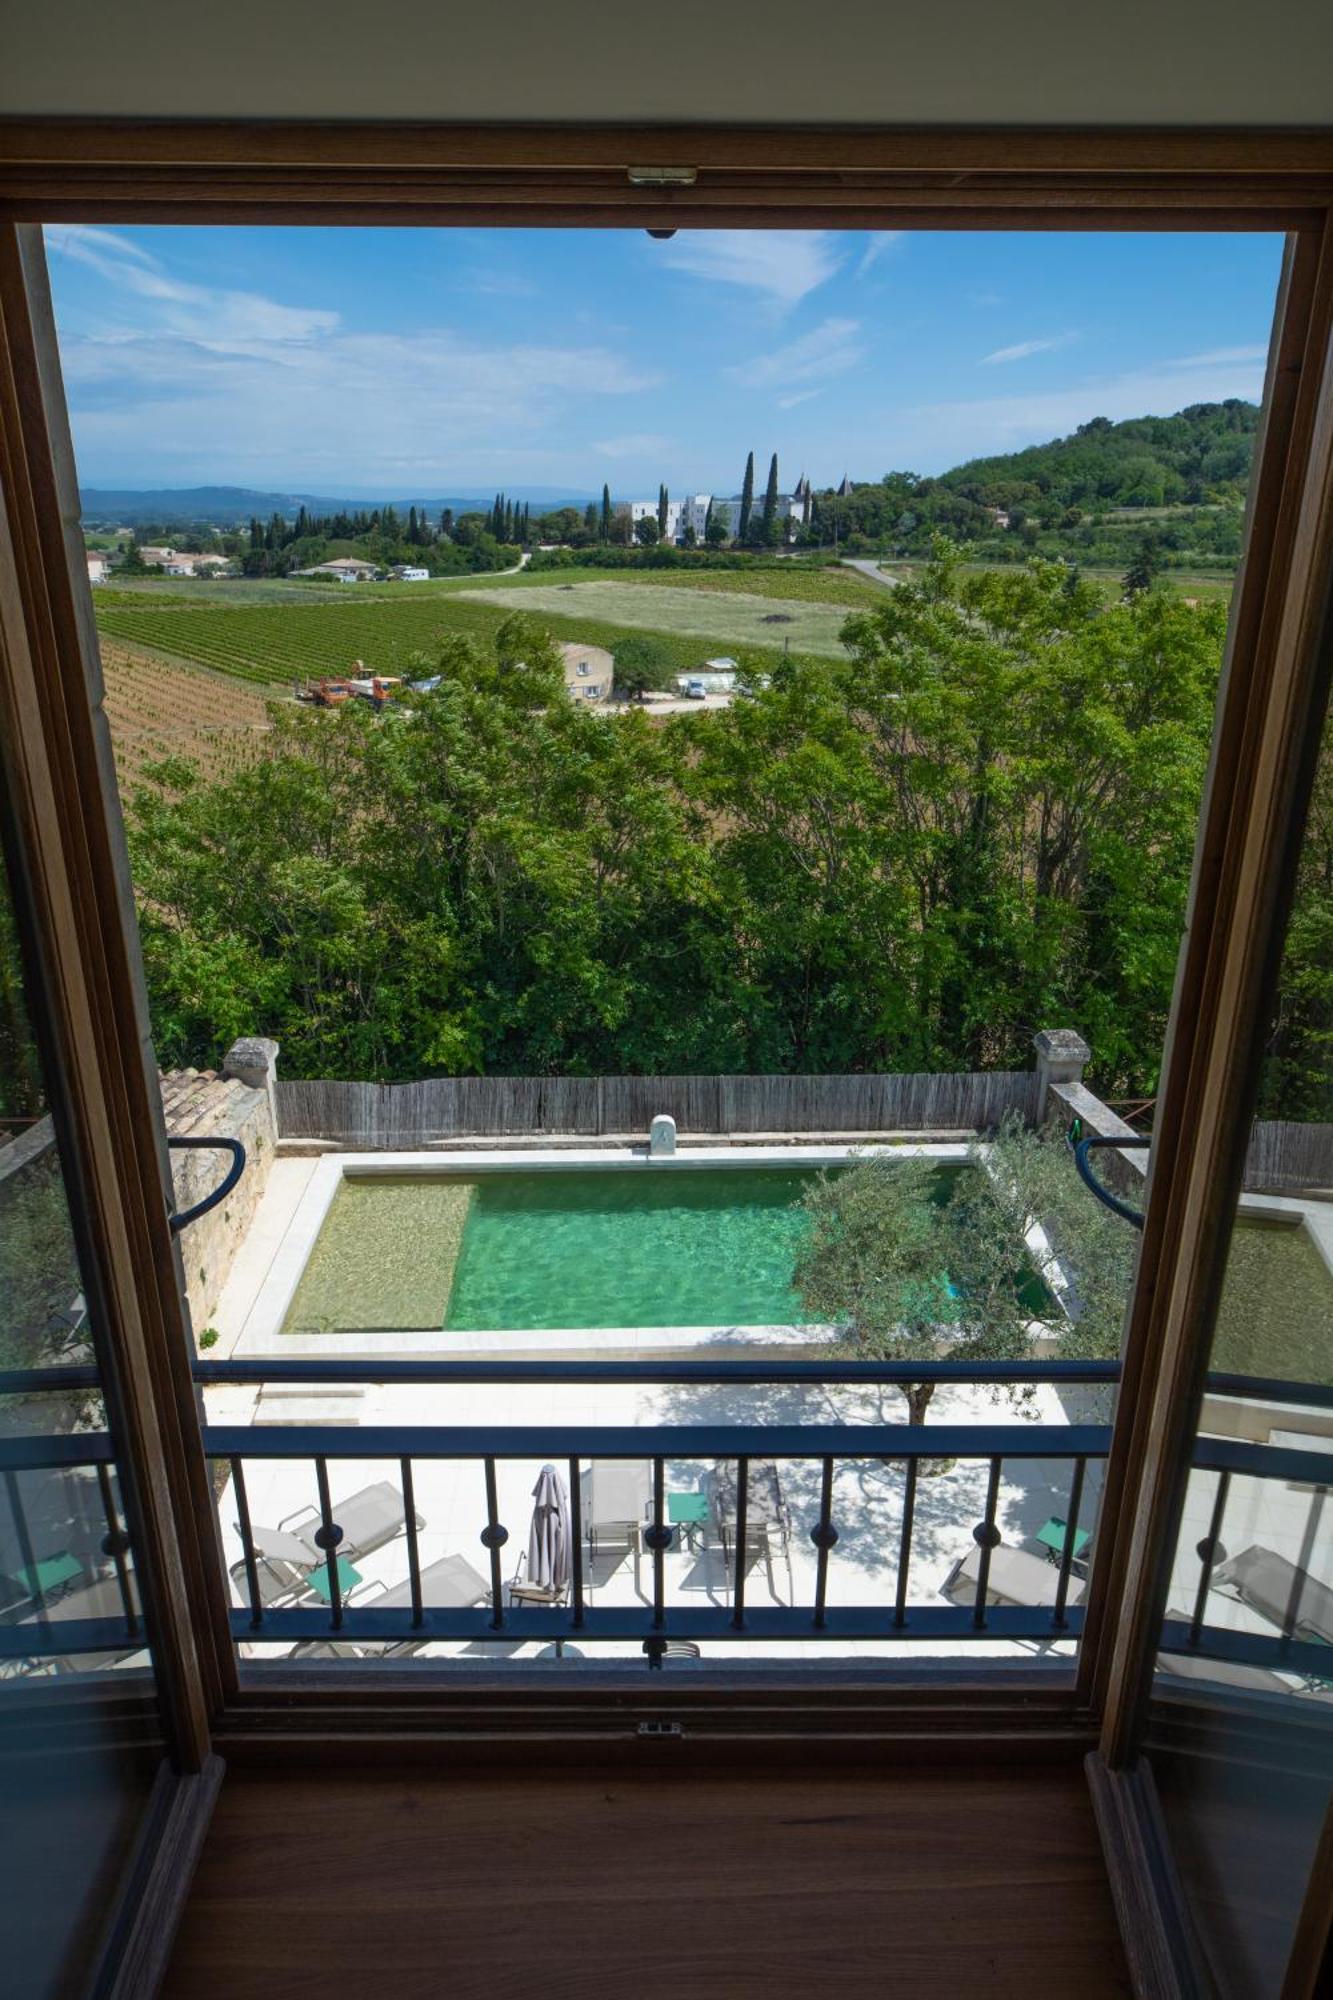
648;1113;677;1158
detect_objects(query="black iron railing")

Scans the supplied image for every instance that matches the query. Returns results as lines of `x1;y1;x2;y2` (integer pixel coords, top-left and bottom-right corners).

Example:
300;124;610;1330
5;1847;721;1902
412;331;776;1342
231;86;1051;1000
4;1357;1330;1680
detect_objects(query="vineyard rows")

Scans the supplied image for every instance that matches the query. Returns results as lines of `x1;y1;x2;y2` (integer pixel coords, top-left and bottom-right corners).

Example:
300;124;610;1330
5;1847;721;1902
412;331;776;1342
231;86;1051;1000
94;597;511;686
100;643;276;788
93;589;810;692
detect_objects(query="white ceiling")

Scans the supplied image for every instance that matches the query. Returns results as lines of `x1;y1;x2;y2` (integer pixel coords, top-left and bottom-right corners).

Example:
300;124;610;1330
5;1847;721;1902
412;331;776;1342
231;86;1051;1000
4;0;1333;126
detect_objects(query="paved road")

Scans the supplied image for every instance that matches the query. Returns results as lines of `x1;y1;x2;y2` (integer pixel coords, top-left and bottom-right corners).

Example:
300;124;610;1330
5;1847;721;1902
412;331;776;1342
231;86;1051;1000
841;558;898;589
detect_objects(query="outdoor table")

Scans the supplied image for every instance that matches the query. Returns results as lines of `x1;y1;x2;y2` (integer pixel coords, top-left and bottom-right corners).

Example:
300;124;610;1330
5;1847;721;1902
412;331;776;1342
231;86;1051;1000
1036;1517;1092;1566
667;1491;709;1550
10;1552;83;1598
305;1557;361;1604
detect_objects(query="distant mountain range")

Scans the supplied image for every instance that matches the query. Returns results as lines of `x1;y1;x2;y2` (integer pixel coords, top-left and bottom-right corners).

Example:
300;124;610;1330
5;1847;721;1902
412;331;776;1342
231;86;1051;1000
79;485;596;526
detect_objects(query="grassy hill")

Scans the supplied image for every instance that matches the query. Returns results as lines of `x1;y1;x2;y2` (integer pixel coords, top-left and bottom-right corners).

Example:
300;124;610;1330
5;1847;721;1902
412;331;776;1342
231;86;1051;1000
935;400;1259;511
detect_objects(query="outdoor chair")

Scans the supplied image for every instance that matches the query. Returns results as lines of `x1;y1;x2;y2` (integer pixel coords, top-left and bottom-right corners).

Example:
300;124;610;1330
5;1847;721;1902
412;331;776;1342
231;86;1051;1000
941;1541;1086;1612
709;1457;794;1605
1211;1544;1333;1644
509;1549;569;1608
278;1479;425;1565
581;1460;650;1592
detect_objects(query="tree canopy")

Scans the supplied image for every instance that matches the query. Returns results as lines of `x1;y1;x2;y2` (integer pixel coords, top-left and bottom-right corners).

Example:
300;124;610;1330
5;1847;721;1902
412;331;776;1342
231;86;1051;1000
126;546;1265;1102
793;1118;1133;1423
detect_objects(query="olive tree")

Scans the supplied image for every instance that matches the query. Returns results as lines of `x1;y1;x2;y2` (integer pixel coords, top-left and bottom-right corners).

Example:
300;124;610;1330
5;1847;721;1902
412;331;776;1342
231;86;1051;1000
793;1116;1133;1427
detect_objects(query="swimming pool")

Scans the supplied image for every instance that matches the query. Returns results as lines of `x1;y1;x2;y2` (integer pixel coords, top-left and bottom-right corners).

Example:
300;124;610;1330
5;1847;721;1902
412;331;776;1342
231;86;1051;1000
282;1164;842;1333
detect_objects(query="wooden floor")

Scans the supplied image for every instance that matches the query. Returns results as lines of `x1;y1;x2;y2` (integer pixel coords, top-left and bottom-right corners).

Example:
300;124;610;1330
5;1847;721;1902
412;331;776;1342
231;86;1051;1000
165;1761;1130;1999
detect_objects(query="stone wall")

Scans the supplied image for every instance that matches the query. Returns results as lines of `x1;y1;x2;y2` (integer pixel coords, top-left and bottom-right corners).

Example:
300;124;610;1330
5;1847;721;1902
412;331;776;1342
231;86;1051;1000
163;1042;276;1332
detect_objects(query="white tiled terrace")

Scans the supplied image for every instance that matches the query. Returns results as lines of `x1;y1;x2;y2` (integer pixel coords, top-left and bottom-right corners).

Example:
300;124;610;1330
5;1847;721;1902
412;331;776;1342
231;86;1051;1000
207;1372;1106;1666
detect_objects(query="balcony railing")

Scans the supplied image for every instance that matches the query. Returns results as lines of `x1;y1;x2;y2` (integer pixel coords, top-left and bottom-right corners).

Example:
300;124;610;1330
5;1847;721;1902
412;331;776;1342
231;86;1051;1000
5;1355;1330;1685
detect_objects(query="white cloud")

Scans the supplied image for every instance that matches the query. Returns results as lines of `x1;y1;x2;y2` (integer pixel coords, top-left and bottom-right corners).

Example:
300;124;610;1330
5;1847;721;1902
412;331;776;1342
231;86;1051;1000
47;223;339;351
731;317;865;391
981;334;1076;365
591;433;674;460
889;349;1269;468
1163;344;1269;369
777;388;824;410
855;234;901;279
657;231;842;309
46;226;663;486
46;223;156;267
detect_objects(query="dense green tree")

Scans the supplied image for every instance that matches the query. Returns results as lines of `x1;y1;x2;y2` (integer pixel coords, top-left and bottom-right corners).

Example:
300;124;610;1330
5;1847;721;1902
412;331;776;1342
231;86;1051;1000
633;515;660;547
611;634;676;700
760;452;780;546
600;484;613;539
125;540;1240;1098
793;1117;1129;1425
1122;535;1165;598
738;452;755;542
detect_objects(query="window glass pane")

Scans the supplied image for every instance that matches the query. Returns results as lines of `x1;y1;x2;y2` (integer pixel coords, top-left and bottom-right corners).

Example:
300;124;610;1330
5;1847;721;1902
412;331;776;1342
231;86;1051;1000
1150;687;1333;1998
0;849;164;1998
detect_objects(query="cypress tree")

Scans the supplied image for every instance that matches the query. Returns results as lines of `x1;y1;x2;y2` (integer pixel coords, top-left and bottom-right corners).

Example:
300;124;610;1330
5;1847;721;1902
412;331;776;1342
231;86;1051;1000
440;508;454;537
657;483;668;536
738;451;755;541
601;484;613;539
584;500;598;534
407;504;420;544
760;452;779;543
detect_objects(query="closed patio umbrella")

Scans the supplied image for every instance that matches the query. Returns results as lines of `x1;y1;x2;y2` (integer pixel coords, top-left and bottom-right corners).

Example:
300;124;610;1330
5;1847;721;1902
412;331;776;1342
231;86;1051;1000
525;1463;572;1598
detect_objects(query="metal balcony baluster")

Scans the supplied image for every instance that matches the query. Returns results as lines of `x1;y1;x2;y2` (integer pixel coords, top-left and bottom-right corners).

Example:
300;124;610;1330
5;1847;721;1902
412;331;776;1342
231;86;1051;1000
1052;1458;1087;1631
95;1461;137;1634
1189;1470;1231;1646
568;1454;585;1629
972;1458;1004;1632
894;1458;917;1631
480;1457;507;1631
229;1455;263;1630
313;1456;344;1630
811;1456;837;1630
731;1456;749;1630
400;1456;423;1629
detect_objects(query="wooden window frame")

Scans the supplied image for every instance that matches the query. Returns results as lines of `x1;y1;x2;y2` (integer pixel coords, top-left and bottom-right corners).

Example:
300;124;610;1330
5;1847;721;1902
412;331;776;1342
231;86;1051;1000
1;124;1332;1770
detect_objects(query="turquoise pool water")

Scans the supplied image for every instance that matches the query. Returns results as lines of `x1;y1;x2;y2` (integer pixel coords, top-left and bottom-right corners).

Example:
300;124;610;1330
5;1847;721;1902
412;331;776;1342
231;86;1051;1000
444;1166;834;1330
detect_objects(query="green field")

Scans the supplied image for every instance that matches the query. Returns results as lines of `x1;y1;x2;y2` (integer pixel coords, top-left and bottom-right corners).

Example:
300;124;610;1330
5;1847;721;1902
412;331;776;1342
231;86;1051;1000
460;580;854;656
93;586;829;687
470;564;886;608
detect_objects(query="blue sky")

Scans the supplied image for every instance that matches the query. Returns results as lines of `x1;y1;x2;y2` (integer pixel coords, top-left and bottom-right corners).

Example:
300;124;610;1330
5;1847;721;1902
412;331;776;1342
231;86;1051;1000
44;224;1285;497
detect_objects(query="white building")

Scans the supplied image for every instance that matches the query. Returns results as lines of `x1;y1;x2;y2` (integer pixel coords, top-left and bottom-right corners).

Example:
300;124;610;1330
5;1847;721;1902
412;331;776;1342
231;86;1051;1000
85;552;109;584
291;558;378;582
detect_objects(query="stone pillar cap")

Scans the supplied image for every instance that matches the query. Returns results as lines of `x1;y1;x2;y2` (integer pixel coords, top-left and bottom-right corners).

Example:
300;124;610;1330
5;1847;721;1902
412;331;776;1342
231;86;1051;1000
223;1036;279;1072
1032;1028;1091;1063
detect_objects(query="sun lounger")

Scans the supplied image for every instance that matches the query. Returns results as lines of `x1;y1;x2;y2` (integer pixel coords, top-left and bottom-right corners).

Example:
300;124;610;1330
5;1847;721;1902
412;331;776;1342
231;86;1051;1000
941;1542;1086;1611
229;1554;322;1611
368;1552;491;1613
278;1480;425;1565
1156;1649;1295;1693
358;1552;491;1658
23;1574;145;1672
1211;1544;1333;1644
